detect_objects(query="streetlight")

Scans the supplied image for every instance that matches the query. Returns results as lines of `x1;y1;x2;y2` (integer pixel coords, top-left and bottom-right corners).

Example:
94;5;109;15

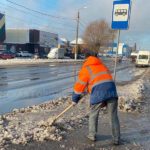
74;6;87;60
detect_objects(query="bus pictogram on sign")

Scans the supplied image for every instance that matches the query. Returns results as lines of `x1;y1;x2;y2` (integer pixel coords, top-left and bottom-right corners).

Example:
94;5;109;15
115;9;127;16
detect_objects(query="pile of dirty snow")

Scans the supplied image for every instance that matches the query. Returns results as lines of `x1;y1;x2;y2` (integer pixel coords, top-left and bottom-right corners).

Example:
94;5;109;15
0;96;89;149
118;79;145;112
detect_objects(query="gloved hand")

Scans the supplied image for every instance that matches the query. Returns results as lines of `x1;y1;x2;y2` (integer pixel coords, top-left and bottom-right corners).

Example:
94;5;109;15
72;101;77;106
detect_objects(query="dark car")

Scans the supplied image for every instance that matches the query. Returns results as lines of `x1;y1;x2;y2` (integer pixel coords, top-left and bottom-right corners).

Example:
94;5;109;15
0;51;15;59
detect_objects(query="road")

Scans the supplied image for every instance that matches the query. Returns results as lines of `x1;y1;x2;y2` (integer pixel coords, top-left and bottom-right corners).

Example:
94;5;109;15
0;60;132;114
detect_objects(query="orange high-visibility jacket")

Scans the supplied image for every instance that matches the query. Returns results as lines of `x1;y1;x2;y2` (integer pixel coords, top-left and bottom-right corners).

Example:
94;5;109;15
72;56;118;104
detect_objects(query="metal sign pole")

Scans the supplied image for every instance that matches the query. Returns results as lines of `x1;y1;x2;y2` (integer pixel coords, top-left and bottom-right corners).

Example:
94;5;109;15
113;30;121;81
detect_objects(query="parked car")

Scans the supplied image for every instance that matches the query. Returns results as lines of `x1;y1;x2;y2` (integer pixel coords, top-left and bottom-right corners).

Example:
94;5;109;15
16;51;33;57
122;56;128;61
78;54;85;59
0;51;15;59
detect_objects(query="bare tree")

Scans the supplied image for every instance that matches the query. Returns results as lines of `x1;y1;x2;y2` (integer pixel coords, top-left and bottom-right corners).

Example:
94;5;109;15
83;20;117;53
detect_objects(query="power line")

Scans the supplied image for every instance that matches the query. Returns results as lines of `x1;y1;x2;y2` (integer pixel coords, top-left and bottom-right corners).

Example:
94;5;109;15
79;21;86;28
6;0;76;20
0;2;41;20
79;20;87;27
5;14;76;33
0;2;74;30
80;18;89;25
78;21;87;33
0;2;76;30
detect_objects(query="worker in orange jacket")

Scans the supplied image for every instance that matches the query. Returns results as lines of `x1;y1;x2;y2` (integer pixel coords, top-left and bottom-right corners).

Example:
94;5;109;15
72;52;120;145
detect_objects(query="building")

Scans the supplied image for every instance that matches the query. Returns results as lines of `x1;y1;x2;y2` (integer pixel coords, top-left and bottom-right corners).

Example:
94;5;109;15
4;29;58;56
0;13;6;43
105;43;131;57
70;38;84;45
113;43;131;57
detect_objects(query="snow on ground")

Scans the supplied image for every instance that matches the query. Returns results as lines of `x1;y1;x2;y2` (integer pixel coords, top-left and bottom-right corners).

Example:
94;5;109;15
118;79;145;112
0;58;82;66
117;68;148;112
0;70;147;149
0;96;90;149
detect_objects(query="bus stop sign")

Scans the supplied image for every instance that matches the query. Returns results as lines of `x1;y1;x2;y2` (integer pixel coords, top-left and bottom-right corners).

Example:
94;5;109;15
112;0;131;30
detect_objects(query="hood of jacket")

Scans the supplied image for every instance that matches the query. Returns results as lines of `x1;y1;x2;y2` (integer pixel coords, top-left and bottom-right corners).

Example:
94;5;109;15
83;56;102;67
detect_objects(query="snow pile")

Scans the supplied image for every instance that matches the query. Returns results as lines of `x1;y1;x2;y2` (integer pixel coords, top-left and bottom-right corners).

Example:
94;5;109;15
118;79;145;112
0;58;83;66
0;96;89;149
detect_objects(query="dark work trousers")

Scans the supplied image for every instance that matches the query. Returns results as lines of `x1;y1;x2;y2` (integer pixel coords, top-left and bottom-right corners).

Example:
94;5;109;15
88;99;120;142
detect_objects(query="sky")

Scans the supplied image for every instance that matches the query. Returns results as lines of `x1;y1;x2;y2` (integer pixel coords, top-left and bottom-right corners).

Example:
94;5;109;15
0;0;150;50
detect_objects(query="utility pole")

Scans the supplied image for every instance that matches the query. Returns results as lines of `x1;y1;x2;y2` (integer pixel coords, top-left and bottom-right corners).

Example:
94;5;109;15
75;11;80;60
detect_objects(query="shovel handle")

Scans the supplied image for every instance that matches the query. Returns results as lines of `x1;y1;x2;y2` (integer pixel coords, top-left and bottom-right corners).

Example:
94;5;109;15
54;103;74;121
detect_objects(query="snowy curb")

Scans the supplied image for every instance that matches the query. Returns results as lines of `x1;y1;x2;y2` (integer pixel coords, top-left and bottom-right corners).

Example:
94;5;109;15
0;58;83;66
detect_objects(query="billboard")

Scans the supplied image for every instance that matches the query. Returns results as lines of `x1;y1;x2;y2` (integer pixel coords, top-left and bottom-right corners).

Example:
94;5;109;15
5;29;29;44
0;13;6;42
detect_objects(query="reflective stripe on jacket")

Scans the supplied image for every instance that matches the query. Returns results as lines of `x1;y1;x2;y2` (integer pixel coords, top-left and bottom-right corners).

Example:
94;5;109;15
72;56;118;104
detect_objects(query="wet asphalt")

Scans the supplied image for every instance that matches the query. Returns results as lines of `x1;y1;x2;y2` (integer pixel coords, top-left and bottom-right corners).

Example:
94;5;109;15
0;62;81;114
0;60;133;114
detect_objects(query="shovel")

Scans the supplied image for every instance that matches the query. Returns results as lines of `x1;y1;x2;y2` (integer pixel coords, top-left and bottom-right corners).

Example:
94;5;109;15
47;100;107;126
49;103;74;126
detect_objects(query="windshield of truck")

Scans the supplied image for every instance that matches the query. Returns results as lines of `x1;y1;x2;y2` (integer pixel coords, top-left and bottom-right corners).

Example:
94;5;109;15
139;55;148;59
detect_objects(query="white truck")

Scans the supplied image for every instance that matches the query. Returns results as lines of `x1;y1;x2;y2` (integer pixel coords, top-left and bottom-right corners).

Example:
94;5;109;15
47;48;65;59
136;50;150;67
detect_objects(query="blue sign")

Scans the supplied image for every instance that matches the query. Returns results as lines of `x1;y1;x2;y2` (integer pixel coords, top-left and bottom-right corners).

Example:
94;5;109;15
112;0;131;30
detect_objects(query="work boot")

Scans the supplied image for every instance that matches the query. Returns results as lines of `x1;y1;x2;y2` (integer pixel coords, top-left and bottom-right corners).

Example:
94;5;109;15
87;135;96;142
112;140;121;146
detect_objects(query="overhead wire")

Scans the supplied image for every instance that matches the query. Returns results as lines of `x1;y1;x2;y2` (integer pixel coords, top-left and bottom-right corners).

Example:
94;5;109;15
5;14;76;33
80;18;89;25
78;20;87;32
0;1;78;39
6;0;76;20
0;2;76;30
